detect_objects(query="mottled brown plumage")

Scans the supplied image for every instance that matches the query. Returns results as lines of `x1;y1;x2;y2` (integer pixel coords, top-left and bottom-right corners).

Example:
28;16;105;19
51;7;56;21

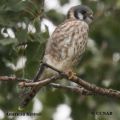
19;5;93;110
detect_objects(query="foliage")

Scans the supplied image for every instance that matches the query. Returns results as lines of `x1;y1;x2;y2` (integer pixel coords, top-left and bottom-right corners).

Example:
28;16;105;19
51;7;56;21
0;0;120;120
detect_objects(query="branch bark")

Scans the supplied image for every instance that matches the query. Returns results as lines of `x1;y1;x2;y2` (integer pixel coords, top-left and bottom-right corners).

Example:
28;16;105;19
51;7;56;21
68;76;120;98
49;83;94;95
18;75;61;88
0;62;120;99
0;76;28;82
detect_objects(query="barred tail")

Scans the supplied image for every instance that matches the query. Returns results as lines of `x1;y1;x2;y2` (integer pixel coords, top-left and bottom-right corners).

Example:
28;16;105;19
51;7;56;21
18;86;40;110
18;63;45;110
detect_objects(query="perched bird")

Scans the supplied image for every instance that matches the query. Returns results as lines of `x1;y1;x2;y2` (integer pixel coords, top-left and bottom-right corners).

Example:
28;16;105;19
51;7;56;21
19;5;93;110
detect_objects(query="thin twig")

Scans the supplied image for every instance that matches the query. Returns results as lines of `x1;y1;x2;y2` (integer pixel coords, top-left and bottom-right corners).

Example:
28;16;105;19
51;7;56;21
18;75;62;88
0;76;29;82
49;83;94;95
42;62;64;75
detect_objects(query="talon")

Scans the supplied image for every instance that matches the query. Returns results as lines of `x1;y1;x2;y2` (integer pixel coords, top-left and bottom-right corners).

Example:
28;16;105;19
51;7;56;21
64;69;76;80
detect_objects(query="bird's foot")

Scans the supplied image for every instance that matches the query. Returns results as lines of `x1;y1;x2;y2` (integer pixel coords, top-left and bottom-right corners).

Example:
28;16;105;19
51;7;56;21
64;69;76;80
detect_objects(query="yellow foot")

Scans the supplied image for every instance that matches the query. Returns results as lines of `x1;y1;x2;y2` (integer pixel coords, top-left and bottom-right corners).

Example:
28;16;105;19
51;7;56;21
64;69;76;80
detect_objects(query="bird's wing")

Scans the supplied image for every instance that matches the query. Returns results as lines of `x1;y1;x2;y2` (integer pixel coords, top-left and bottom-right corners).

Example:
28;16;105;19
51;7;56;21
44;19;88;70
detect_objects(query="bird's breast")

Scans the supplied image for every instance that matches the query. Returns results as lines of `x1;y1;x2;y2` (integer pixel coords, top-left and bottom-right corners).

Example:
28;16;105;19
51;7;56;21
44;20;89;71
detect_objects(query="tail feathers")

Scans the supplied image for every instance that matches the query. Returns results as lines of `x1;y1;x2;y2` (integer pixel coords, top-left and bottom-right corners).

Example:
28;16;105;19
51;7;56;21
18;63;45;110
18;87;40;110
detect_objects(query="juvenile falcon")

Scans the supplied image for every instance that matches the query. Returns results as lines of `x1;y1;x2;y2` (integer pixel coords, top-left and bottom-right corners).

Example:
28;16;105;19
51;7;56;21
19;5;93;109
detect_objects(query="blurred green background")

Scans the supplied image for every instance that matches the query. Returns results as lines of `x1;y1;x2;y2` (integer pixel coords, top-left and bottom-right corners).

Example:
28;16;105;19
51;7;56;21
0;0;120;120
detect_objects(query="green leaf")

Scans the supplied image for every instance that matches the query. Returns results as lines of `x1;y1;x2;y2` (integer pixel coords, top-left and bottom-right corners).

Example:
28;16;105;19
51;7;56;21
59;0;69;5
0;38;18;45
23;60;39;79
26;41;45;62
16;28;28;43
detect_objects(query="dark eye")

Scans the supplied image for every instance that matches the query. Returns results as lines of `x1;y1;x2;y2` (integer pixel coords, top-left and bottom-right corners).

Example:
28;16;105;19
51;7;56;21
81;10;86;14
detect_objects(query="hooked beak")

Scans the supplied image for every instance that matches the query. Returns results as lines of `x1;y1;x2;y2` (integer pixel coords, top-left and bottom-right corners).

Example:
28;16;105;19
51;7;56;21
89;14;93;20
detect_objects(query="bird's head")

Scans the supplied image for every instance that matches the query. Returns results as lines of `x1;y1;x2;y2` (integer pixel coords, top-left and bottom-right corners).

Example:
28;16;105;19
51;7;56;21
67;5;93;24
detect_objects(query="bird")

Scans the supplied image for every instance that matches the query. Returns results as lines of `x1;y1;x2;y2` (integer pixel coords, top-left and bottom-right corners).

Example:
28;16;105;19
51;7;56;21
19;5;93;110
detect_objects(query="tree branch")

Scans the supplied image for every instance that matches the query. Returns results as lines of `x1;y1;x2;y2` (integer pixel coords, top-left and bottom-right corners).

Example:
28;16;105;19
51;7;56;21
68;77;120;98
49;83;94;95
42;62;120;98
18;75;61;88
0;76;29;82
0;62;120;99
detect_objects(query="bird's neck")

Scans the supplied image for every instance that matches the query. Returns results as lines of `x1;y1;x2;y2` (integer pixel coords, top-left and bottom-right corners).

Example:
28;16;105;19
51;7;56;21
67;9;76;20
